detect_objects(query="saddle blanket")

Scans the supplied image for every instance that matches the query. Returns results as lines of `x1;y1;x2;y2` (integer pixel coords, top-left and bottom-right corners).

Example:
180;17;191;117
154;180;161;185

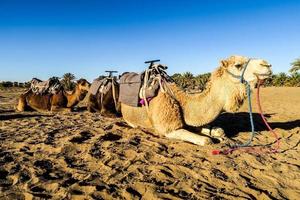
30;77;61;95
119;72;142;107
89;78;113;96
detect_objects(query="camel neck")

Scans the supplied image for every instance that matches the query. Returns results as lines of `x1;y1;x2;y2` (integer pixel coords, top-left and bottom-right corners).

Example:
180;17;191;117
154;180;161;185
169;78;247;127
65;86;81;108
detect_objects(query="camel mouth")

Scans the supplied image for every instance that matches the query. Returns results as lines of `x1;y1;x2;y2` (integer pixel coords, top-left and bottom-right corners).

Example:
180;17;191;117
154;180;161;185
254;72;272;81
254;72;272;83
79;92;88;100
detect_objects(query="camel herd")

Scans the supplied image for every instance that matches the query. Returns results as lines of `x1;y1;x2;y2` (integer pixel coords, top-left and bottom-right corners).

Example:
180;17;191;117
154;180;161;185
15;55;272;145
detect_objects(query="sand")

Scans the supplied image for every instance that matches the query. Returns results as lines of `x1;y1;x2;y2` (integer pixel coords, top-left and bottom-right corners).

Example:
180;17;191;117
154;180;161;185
0;87;299;199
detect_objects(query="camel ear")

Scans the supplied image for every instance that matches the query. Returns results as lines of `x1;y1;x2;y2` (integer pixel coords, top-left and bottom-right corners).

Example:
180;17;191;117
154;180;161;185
220;60;228;68
77;79;84;84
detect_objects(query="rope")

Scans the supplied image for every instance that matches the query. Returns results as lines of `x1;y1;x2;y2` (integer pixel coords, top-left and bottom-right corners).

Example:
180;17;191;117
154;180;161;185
142;69;150;113
100;89;104;111
256;79;280;153
231;59;257;147
98;77;118;112
232;81;256;147
140;67;176;124
235;58;257;147
110;78;118;111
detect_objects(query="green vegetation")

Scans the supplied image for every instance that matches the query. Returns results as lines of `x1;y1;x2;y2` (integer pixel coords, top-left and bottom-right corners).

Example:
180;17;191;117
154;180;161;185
172;72;211;91
290;59;300;74
61;73;76;91
0;81;30;89
172;71;300;90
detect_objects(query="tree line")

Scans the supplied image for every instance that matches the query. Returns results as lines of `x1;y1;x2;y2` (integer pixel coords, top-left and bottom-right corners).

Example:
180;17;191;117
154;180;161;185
171;71;300;91
1;72;300;90
0;73;76;91
1;58;300;89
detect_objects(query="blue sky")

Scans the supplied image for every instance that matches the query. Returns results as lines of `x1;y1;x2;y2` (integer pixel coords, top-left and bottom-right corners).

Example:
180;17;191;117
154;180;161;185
0;0;300;82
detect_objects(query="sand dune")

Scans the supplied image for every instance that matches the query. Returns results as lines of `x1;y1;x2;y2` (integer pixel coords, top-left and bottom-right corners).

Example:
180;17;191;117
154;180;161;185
0;87;299;199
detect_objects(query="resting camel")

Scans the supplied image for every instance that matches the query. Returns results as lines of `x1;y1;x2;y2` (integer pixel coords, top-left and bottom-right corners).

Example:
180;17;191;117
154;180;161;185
87;78;120;115
121;55;272;145
16;79;90;112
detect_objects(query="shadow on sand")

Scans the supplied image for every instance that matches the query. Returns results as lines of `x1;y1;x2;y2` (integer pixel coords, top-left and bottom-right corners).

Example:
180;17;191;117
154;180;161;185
0;109;15;114
0;113;53;121
210;112;300;137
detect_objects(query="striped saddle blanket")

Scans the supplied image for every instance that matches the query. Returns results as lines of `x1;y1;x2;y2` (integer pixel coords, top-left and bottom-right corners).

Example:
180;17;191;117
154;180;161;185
30;77;62;95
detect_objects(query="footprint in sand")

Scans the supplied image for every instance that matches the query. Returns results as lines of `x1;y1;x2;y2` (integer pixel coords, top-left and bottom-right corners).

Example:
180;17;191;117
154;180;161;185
69;131;94;144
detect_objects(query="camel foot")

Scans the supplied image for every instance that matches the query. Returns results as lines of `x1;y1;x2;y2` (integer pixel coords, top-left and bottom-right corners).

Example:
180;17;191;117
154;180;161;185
166;129;212;146
201;127;225;142
124;120;138;128
15;103;25;112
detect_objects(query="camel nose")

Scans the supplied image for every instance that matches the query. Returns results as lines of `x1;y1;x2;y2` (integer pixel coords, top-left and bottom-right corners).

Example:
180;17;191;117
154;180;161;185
261;63;272;68
260;61;272;68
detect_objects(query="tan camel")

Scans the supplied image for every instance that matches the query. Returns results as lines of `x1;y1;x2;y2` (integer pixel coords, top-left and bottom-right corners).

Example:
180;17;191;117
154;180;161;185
121;55;272;145
16;79;90;112
87;78;120;115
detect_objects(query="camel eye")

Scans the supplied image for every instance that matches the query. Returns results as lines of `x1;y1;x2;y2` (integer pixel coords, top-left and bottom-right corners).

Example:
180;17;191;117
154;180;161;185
234;63;243;69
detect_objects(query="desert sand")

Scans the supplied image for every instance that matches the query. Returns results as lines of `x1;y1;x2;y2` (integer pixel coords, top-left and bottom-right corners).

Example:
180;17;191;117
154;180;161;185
0;87;299;199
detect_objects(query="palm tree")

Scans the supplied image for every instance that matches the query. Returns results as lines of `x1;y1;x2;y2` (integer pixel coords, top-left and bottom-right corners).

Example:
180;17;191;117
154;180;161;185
62;73;76;91
182;72;194;79
195;73;211;91
181;72;195;90
272;72;288;86
290;58;300;74
287;72;300;87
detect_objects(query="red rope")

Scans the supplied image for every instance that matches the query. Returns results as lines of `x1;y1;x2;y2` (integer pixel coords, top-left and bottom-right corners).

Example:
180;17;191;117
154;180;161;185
256;79;280;153
212;79;280;155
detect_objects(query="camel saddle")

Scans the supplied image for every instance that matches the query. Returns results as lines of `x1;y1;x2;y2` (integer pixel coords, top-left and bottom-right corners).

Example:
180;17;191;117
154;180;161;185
119;71;161;107
30;77;62;95
89;77;116;96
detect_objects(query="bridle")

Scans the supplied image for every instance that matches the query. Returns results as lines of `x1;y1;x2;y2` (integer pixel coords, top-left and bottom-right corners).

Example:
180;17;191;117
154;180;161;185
226;59;271;84
226;58;252;84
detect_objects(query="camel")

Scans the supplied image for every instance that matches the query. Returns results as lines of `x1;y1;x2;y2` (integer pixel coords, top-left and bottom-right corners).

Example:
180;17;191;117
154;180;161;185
16;79;90;112
87;77;120;115
121;55;272;145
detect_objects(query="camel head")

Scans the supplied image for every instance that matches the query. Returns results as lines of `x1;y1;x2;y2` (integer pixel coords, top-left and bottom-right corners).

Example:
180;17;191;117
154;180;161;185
76;79;91;100
221;55;272;86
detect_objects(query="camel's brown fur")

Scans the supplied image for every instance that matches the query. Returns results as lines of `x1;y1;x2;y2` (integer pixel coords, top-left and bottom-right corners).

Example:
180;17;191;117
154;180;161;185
87;82;120;115
16;79;90;112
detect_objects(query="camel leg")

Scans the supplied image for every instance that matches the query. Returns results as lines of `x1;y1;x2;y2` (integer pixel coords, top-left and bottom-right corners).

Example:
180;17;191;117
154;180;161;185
87;105;98;112
16;96;27;112
200;127;226;141
165;129;212;146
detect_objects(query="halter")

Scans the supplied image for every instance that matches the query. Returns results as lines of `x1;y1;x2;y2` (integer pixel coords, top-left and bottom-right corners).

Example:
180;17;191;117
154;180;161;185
225;58;251;83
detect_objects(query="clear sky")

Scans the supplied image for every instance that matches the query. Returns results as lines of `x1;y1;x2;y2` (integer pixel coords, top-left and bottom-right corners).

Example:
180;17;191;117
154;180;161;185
0;0;300;82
